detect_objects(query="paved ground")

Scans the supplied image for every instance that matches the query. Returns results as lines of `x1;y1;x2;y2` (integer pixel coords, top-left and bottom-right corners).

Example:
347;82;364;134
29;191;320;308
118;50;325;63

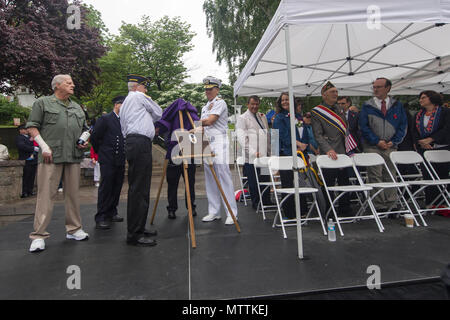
0;164;244;227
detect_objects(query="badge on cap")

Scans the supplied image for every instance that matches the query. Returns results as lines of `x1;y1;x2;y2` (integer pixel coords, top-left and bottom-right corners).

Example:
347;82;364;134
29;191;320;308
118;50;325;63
127;74;151;87
203;76;221;89
321;81;336;94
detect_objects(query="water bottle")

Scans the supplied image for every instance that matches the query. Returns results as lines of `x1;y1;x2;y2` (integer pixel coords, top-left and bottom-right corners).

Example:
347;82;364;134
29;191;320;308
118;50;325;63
77;126;91;146
327;219;336;242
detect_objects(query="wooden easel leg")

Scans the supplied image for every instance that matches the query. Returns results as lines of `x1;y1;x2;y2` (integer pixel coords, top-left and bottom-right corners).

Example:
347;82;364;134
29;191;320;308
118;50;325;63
208;162;241;233
150;158;169;225
183;161;197;248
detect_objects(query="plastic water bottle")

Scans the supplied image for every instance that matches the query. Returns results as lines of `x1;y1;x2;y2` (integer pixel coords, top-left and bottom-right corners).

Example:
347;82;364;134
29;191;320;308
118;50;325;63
327;219;336;242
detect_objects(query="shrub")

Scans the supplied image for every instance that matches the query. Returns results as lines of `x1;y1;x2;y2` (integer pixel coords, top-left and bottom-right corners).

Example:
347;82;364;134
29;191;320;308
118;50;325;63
0;96;31;125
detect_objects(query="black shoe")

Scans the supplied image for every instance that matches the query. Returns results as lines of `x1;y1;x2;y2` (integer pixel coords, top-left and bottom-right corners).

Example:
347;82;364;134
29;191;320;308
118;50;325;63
20;193;29;198
127;237;157;247
192;209;197;217
111;215;124;222
96;220;111;230
144;229;158;237
168;211;176;219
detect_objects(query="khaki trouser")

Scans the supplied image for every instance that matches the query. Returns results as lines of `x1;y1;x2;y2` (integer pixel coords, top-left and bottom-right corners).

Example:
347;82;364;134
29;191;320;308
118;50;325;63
30;163;82;240
363;145;399;208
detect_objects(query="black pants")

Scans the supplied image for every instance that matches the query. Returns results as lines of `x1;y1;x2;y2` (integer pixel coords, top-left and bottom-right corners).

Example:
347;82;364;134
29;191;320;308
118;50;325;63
166;160;196;213
95;163;125;222
125;135;153;240
322;167;351;216
22;162;37;195
279;169;308;219
243;163;271;209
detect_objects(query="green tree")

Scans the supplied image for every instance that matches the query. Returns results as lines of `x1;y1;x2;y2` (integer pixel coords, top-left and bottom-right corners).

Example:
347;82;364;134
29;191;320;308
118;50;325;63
0;96;30;125
203;0;280;83
82;15;196;118
118;15;196;93
155;83;236;115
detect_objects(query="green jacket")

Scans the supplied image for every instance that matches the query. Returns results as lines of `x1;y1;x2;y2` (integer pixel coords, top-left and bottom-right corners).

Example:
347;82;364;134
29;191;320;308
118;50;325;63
26;95;87;164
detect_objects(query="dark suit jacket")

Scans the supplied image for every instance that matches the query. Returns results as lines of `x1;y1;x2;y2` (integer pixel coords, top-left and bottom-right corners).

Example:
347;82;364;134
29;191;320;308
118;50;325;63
311;104;348;155
347;110;363;151
90;112;125;166
16;134;37;164
413;106;450;152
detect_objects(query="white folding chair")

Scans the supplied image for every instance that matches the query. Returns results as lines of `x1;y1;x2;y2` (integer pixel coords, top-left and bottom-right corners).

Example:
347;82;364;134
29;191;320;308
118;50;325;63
235;156;249;206
268;156;327;239
352;153;418;226
423;150;450;210
316;154;383;236
253;156;279;220
390;151;450;226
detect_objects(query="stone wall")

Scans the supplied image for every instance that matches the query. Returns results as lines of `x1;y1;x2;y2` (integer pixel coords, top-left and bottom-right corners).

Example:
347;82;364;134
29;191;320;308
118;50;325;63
0;160;24;201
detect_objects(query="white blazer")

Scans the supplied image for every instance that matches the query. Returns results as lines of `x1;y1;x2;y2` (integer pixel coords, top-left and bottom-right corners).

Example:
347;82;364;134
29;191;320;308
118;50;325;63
236;110;270;163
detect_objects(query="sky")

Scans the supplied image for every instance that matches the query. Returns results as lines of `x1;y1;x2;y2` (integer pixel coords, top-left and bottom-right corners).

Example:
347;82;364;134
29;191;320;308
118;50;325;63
82;0;230;84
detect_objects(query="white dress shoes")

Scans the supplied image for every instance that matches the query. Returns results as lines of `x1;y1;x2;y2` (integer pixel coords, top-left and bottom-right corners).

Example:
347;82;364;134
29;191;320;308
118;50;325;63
202;214;221;222
225;216;237;225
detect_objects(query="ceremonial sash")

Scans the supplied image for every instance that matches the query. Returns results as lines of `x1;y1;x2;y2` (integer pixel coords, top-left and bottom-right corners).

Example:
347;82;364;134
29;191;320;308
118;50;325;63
312;105;358;154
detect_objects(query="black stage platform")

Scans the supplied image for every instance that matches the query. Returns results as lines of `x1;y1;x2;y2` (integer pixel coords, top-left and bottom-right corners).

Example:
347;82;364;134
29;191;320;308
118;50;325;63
0;198;449;300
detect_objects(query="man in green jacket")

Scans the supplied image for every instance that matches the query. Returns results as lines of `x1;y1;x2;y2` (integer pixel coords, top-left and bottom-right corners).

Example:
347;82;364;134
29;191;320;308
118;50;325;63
26;74;90;253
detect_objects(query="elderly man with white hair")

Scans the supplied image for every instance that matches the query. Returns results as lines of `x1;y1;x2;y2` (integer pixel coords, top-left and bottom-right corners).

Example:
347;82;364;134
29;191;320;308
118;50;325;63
26;74;90;252
119;74;162;247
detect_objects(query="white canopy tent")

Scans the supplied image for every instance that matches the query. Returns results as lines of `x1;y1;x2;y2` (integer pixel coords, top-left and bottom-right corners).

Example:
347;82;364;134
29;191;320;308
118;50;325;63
233;0;450;259
234;0;450;98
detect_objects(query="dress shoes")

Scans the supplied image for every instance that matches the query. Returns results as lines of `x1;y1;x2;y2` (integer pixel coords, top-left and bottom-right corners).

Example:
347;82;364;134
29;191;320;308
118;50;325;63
111;215;124;222
202;214;221;222
168;211;176;219
96;220;111;230
144;229;158;237
192;209;197;217
127;237;157;247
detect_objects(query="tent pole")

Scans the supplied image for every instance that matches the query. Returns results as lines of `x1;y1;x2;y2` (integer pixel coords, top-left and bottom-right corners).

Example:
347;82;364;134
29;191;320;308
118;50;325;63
284;24;304;260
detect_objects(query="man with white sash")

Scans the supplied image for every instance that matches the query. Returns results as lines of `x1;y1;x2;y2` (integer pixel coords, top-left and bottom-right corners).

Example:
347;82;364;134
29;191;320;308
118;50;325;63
311;81;357;217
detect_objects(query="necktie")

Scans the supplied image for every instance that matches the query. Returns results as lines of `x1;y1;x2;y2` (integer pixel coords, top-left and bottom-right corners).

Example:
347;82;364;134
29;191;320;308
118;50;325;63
381;100;387;116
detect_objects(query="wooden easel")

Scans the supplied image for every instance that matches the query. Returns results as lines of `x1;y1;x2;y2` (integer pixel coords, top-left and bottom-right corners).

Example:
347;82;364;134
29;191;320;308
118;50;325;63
150;109;240;248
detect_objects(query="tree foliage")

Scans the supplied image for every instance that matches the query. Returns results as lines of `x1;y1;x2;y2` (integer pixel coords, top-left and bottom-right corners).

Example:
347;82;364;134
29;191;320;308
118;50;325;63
155;83;236;115
117;15;196;92
0;96;30;125
82;15;196;118
0;0;107;97
203;0;280;83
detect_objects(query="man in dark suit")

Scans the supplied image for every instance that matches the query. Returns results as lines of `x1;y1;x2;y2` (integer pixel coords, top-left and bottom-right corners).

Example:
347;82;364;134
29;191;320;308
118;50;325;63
16;125;38;198
90;96;127;229
338;96;362;152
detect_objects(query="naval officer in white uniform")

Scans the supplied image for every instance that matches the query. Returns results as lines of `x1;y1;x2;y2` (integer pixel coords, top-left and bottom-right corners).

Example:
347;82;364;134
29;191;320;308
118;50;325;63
199;76;238;225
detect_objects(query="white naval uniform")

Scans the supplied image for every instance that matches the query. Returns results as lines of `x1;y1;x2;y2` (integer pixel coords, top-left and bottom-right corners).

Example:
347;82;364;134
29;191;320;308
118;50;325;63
201;97;238;219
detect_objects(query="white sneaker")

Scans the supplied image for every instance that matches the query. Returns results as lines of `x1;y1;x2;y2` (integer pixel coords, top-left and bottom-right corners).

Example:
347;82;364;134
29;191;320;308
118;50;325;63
225;216;237;225
29;239;45;252
58;188;63;193
202;214;221;222
95;182;99;187
66;229;89;241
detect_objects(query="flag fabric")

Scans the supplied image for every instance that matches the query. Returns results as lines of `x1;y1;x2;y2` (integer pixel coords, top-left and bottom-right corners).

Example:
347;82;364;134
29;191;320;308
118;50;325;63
312;105;357;154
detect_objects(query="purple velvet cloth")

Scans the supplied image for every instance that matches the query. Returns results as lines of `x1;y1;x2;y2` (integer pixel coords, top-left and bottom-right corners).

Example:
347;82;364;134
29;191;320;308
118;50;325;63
155;98;200;159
